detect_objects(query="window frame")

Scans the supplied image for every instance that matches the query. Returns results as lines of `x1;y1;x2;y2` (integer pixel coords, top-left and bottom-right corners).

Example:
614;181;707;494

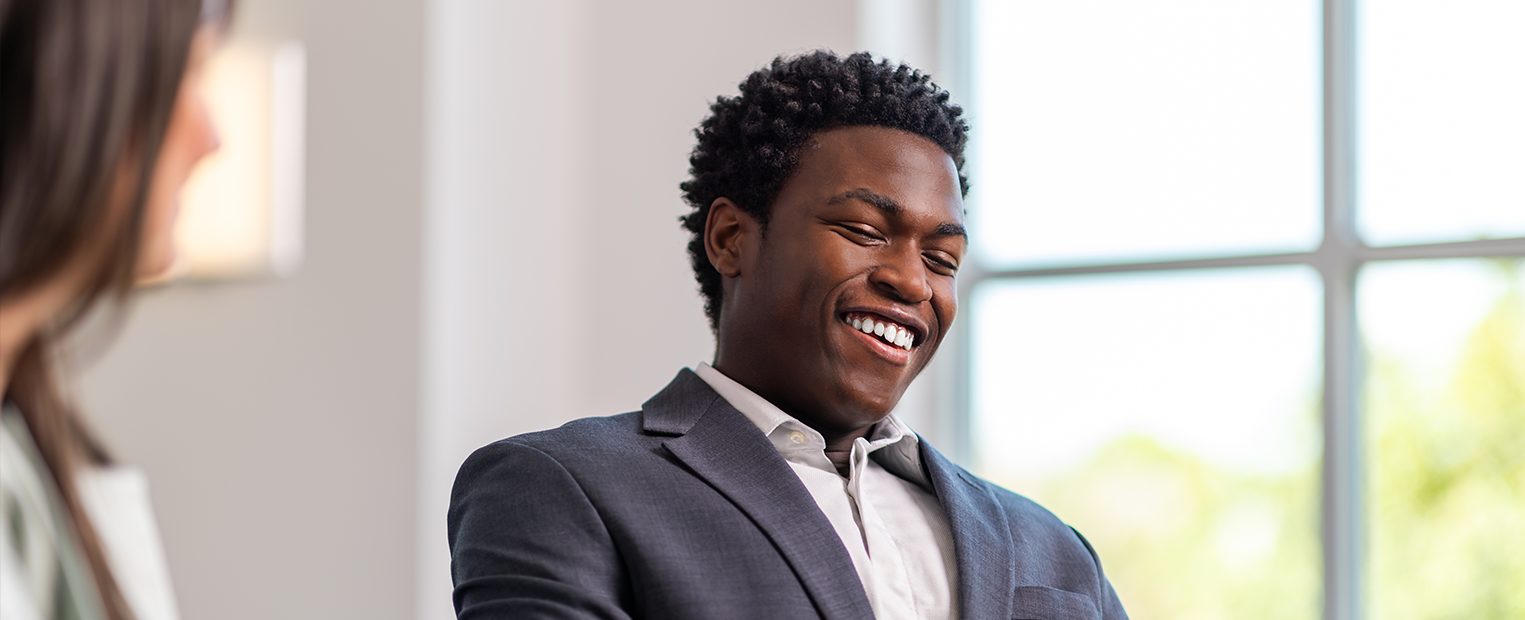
948;1;1525;619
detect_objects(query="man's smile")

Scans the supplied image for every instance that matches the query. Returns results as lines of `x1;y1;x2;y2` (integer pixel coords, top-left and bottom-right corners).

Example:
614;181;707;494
840;310;925;365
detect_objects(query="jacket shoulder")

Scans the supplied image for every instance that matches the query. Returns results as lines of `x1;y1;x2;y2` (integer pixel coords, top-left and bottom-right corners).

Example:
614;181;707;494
921;443;1078;545
458;412;654;473
954;468;1130;618
961;469;1093;554
981;477;1073;533
500;412;643;449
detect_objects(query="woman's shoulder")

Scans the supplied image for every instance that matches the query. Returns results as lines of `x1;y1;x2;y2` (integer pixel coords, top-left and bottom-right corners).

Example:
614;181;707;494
1;405;108;620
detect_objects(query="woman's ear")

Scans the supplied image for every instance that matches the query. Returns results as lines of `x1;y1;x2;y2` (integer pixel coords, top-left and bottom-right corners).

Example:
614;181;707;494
704;197;754;279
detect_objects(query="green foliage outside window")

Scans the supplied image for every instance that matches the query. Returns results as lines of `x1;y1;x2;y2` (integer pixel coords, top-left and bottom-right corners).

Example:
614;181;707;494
990;261;1524;620
1369;260;1525;620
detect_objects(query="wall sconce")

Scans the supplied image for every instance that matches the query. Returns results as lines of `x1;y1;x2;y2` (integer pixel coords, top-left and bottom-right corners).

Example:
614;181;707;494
169;40;306;281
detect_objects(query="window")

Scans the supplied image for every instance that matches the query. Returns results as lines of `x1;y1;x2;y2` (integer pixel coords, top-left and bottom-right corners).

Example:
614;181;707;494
959;2;1525;619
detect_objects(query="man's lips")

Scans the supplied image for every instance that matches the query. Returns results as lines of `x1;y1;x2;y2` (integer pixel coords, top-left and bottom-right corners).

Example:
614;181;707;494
841;311;919;351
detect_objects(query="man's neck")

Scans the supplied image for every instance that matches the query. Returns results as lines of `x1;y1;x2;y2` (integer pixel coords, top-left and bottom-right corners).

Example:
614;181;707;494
822;448;854;478
708;359;878;454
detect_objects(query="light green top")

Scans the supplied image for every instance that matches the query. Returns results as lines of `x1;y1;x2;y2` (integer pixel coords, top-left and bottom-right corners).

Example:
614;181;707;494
1;404;106;620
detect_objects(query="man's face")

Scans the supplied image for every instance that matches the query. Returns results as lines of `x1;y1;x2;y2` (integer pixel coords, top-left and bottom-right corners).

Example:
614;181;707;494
710;125;966;438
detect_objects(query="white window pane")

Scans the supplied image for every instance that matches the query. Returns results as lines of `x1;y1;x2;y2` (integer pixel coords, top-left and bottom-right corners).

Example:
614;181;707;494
1357;1;1525;246
971;267;1321;619
1360;259;1525;619
970;0;1321;267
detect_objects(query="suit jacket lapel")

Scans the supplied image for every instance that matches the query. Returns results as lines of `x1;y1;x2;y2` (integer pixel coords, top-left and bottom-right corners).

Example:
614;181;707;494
922;442;1017;620
643;370;875;620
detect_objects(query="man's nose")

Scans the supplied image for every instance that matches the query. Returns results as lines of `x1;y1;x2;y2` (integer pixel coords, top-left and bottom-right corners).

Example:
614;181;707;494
868;247;933;304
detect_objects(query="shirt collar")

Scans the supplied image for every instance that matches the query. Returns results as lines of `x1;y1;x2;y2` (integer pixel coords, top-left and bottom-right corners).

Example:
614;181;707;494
693;362;931;490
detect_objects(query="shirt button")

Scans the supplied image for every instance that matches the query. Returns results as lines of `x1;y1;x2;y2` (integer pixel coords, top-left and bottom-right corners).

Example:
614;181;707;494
789;431;807;444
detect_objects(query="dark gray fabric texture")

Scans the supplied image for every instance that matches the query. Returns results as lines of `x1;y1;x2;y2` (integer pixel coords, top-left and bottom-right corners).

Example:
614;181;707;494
448;369;1129;620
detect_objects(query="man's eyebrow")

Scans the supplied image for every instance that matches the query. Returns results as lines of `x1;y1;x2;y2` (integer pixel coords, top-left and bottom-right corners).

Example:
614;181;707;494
828;188;968;241
931;221;969;242
829;188;902;214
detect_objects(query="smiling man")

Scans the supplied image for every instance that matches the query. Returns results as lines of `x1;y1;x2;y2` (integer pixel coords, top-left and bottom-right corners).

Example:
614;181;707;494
448;52;1128;620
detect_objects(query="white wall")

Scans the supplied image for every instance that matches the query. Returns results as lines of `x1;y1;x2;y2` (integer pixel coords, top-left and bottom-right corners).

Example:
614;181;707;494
76;0;427;619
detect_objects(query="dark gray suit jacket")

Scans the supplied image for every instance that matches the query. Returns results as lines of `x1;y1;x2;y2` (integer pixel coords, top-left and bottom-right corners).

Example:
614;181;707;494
449;369;1128;619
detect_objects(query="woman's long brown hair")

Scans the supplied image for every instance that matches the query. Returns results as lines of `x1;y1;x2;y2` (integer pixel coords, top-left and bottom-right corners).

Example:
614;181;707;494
1;1;224;618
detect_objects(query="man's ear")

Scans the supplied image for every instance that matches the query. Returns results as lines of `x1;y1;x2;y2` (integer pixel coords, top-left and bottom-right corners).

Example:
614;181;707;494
704;197;755;279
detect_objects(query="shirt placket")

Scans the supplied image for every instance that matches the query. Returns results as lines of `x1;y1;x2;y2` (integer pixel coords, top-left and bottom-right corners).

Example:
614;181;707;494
848;438;920;620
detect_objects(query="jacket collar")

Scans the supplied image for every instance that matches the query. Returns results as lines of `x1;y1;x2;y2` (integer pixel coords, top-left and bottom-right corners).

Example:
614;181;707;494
921;441;1018;620
641;370;1023;620
641;369;876;620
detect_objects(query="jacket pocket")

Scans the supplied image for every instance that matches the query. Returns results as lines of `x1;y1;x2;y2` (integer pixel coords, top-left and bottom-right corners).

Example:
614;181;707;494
1010;586;1101;620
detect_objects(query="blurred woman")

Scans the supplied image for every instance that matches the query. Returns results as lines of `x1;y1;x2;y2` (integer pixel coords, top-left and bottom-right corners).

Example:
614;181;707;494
0;0;226;618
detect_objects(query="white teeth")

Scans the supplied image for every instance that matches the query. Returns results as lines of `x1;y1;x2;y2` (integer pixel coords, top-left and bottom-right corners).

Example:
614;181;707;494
849;315;916;351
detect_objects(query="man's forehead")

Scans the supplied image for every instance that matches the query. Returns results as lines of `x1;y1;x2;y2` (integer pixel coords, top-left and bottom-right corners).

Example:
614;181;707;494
807;130;958;182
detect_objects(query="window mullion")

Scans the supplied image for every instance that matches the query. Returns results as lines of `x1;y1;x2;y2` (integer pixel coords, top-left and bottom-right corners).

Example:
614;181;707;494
1321;0;1363;618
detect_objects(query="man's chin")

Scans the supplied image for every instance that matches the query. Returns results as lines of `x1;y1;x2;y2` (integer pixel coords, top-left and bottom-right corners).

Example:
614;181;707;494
830;381;909;425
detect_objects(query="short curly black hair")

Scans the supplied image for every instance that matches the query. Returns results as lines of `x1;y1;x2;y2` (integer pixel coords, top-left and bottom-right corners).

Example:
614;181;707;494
679;50;970;332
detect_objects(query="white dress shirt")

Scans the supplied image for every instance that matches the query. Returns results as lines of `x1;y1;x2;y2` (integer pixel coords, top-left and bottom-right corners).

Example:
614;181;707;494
694;363;958;620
